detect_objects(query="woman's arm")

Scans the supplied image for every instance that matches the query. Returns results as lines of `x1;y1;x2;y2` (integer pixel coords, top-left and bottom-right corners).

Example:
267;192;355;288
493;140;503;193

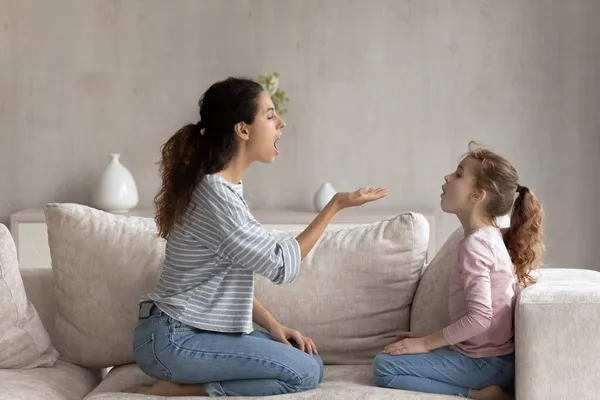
295;188;388;259
218;188;387;284
252;296;279;332
252;296;318;354
295;200;339;259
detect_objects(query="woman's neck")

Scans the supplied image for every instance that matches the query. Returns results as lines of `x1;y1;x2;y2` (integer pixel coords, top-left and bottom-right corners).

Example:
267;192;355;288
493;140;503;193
217;153;250;184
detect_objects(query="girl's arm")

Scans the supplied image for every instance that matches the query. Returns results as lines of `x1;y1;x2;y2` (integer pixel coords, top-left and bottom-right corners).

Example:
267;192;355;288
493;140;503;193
384;236;494;355
441;236;494;345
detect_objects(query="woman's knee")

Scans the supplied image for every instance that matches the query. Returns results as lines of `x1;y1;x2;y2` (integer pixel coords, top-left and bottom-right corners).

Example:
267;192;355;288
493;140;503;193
311;354;324;383
305;355;324;389
290;354;323;392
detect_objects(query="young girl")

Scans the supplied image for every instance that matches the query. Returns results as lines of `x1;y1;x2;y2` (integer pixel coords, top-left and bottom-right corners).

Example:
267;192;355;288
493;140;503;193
372;142;544;400
124;77;388;397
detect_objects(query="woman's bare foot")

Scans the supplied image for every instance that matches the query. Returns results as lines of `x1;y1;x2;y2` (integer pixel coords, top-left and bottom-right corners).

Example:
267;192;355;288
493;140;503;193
124;380;207;396
469;385;514;400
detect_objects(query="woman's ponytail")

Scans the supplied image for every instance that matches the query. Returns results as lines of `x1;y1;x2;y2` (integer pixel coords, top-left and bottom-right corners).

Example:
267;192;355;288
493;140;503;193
154;123;205;239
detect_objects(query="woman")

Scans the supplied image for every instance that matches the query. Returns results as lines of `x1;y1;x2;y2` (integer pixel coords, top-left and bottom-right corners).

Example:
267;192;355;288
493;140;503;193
125;77;388;396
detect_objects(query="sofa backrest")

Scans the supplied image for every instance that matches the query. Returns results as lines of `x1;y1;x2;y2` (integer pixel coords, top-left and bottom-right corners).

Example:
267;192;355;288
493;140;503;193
20;268;57;343
410;227;464;332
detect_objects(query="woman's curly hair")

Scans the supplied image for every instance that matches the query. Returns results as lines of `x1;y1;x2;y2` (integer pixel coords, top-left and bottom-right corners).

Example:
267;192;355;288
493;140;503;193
154;77;264;239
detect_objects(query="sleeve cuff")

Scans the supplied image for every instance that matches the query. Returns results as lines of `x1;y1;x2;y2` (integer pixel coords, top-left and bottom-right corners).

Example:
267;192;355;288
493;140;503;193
279;237;301;284
442;326;458;345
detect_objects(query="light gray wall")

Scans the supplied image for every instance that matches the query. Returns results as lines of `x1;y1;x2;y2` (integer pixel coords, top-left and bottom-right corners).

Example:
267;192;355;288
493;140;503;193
1;0;599;269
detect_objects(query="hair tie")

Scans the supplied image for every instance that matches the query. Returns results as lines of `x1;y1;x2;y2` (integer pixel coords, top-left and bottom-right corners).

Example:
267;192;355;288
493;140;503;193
516;184;528;195
196;120;205;135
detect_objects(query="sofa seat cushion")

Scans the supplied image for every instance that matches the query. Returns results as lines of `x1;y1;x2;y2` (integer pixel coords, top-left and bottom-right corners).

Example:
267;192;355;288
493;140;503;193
0;360;101;400
84;363;459;399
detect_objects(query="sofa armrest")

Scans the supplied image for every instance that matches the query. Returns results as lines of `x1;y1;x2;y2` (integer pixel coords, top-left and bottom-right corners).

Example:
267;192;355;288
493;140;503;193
515;268;600;400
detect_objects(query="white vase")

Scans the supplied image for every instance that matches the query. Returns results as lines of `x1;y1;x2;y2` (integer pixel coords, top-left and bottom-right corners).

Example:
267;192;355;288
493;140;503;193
91;153;139;213
313;182;337;211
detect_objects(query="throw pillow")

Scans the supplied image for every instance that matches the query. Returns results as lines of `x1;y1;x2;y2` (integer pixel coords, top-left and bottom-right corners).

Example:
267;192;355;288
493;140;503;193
44;203;165;369
254;212;430;364
0;223;59;368
409;227;464;333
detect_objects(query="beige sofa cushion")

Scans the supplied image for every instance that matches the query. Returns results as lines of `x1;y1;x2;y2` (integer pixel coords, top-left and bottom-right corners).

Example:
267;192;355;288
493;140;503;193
20;268;57;344
0;360;101;400
85;363;455;399
0;223;59;369
44;203;165;369
255;212;430;365
410;227;464;333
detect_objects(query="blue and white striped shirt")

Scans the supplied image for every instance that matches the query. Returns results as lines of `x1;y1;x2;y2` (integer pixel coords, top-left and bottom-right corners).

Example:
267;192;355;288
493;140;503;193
148;174;301;333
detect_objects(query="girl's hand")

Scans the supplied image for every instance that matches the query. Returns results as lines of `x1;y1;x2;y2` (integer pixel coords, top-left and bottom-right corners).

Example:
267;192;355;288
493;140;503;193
269;324;318;355
383;337;428;355
394;331;428;341
332;187;389;210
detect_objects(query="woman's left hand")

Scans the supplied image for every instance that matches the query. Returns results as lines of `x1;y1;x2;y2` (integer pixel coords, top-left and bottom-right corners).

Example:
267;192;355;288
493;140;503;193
383;337;428;355
270;324;318;355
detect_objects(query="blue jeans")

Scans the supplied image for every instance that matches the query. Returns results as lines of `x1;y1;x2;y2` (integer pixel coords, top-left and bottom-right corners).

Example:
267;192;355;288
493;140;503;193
372;347;514;397
132;306;323;397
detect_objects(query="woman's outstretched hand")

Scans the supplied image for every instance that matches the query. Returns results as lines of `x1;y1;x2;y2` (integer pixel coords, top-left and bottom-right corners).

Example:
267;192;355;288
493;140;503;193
332;187;389;210
296;187;388;259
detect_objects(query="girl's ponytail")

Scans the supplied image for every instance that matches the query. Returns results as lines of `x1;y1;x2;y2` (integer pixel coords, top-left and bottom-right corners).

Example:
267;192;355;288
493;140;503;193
503;185;545;287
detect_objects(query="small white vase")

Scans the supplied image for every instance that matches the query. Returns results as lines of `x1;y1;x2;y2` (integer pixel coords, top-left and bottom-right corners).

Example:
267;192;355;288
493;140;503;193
91;153;139;213
313;182;337;211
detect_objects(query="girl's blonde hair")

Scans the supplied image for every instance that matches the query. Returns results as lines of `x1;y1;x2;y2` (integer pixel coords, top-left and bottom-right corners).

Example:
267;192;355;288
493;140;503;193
465;142;545;287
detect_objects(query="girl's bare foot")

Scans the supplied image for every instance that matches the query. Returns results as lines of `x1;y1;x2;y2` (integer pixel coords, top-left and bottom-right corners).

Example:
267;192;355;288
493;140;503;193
121;384;152;393
126;380;207;396
469;385;513;400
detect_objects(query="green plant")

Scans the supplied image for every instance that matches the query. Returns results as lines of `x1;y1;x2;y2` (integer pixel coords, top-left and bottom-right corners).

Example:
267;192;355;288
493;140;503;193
254;72;289;115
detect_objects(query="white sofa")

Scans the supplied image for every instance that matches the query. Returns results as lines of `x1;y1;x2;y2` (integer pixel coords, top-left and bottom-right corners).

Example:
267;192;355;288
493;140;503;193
2;203;600;400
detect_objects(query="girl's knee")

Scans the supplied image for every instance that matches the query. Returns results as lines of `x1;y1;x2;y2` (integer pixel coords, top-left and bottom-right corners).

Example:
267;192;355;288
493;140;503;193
372;353;394;378
372;353;392;387
372;353;412;389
